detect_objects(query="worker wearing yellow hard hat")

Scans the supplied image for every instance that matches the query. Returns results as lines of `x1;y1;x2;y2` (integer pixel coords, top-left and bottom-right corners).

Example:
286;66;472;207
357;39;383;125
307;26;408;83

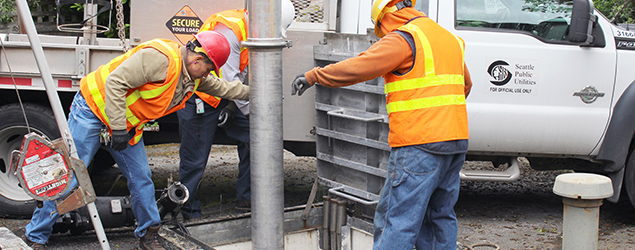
291;0;472;249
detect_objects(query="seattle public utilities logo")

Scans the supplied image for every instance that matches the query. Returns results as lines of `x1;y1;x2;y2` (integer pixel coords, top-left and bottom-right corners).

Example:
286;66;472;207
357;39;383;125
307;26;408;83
487;60;512;86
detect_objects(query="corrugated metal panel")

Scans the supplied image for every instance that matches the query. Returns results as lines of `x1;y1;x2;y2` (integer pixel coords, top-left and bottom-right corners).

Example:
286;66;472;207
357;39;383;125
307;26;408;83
314;32;388;203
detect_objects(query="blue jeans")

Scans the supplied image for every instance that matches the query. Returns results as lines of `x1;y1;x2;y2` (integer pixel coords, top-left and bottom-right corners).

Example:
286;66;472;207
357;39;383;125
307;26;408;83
177;95;250;219
373;140;467;250
25;92;161;244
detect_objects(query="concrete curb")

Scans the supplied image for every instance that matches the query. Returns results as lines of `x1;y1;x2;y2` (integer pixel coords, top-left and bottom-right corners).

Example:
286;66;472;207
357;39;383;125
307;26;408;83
0;227;31;250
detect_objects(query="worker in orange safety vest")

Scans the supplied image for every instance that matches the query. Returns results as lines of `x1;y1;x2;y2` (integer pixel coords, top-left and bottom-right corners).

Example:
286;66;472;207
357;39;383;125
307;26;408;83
290;0;472;249
176;0;295;216
23;31;248;250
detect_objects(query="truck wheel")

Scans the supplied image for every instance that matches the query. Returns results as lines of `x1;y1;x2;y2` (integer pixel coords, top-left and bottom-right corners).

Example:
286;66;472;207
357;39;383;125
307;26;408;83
0;103;60;218
624;150;635;209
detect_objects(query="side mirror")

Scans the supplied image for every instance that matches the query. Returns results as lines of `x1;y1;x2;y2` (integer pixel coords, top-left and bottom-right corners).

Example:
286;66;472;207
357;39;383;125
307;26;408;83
568;0;597;45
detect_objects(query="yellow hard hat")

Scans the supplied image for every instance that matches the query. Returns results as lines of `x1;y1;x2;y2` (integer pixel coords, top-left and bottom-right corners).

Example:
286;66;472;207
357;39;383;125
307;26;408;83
371;0;416;38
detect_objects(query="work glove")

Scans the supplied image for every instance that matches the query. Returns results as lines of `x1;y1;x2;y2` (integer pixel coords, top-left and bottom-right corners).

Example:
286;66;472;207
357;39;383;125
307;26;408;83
110;129;130;151
291;74;311;96
218;102;238;128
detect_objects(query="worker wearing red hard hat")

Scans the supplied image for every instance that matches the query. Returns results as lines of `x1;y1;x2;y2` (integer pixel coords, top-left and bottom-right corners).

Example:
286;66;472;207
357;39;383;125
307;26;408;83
177;0;296;217
22;31;246;250
291;0;472;249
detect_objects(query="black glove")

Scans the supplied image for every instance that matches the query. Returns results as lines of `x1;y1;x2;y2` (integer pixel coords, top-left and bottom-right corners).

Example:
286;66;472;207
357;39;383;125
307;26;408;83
291;74;311;96
218;102;238;128
110;129;130;151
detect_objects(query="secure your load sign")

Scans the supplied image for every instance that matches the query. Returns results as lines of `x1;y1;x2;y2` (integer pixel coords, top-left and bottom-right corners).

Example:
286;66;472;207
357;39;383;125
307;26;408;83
165;5;203;45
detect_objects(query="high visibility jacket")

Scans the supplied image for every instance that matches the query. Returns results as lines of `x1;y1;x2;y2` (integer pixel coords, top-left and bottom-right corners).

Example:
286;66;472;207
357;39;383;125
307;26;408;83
80;39;199;145
196;9;248;108
384;16;469;147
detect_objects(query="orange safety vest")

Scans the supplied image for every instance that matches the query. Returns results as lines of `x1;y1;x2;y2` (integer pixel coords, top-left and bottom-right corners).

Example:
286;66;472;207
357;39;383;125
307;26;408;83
195;9;249;108
383;16;469;148
80;39;200;145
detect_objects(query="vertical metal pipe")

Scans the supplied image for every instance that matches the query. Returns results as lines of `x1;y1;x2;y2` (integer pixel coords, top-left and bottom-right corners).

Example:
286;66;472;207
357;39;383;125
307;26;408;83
329;199;338;250
553;173;613;250
14;0;110;249
242;0;287;249
562;198;603;250
336;199;347;250
322;196;331;250
82;2;98;45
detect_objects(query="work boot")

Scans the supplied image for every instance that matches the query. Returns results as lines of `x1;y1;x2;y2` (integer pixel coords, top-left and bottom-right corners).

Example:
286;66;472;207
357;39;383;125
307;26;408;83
22;235;45;250
139;226;164;250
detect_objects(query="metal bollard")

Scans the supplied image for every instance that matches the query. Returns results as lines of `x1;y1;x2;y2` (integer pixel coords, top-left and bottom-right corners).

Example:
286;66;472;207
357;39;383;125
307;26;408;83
329;199;339;250
335;199;347;250
553;173;613;250
322;196;331;250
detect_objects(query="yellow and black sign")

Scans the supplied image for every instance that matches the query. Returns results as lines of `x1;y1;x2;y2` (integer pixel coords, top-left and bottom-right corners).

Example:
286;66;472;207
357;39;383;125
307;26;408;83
165;5;203;45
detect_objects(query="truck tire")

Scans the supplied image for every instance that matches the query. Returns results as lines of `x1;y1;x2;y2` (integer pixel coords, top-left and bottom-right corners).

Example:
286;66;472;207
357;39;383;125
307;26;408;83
624;149;635;209
0;103;60;218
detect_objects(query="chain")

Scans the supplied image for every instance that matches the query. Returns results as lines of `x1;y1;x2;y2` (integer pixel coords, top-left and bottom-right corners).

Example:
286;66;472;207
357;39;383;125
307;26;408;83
116;0;127;52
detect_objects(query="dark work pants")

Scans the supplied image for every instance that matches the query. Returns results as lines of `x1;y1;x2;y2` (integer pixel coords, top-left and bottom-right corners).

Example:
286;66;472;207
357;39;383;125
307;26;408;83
177;95;250;219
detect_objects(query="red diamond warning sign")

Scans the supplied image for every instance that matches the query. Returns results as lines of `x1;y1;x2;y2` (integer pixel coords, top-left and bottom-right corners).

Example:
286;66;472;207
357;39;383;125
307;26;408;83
166;5;203;45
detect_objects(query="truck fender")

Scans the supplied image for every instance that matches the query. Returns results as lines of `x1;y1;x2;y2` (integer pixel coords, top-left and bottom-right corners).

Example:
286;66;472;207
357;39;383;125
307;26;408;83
596;80;635;171
596;80;635;202
606;168;624;203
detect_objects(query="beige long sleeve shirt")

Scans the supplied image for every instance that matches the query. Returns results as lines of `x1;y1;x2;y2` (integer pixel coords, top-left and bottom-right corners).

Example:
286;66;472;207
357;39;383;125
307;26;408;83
104;47;249;130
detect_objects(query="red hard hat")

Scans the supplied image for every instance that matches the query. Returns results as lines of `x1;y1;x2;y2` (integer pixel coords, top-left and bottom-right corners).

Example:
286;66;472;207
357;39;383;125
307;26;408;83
193;31;230;75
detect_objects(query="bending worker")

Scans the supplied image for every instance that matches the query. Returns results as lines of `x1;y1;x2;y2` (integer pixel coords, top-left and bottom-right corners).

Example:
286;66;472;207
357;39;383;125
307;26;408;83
23;31;248;250
177;0;295;216
291;0;472;249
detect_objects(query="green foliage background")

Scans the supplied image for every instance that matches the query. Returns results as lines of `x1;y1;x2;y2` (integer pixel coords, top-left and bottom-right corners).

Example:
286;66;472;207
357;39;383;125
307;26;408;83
0;0;129;38
595;0;635;23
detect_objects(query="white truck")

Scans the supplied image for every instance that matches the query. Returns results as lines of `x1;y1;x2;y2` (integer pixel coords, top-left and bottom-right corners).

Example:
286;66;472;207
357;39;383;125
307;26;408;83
0;0;317;218
312;0;635;211
1;0;635;221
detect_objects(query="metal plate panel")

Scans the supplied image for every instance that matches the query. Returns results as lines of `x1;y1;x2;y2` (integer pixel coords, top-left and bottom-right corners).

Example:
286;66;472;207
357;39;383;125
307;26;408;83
314;32;390;202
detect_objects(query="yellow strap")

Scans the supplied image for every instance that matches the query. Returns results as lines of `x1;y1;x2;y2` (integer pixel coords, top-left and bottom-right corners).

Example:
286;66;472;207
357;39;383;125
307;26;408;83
386;94;466;114
215;13;247;41
193;78;201;90
155;39;179;60
226;16;247;41
375;0;397;24
132;124;144;144
385;74;464;94
126;108;140;126
403;23;435;76
123;41;180;126
85;73;110;125
211;68;223;78
206;70;222;100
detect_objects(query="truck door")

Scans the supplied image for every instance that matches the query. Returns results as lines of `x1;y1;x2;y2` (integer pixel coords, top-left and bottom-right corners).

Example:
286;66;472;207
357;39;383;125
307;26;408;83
430;0;616;156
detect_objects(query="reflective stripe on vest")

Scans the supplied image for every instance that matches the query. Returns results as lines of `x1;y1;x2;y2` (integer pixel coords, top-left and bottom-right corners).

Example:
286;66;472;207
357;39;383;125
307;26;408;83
197;9;248;107
80;39;188;145
194;70;223;108
199;9;248;71
383;17;468;147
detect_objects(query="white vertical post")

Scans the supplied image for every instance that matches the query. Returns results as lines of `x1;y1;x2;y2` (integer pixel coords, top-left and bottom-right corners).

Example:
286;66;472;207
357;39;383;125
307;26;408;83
553;173;613;250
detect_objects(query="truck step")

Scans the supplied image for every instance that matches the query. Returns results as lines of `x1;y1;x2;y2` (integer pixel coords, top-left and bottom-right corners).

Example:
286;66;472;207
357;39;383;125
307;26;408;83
460;157;521;182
